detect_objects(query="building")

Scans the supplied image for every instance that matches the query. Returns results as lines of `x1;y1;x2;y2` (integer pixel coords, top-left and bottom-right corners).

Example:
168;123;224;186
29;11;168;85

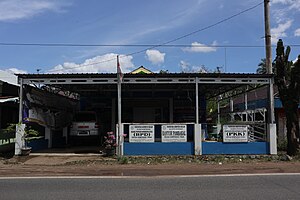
0;80;19;129
15;71;276;156
226;85;300;141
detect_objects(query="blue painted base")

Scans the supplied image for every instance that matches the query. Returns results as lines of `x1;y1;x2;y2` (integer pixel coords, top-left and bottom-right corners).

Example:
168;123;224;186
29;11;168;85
202;142;269;155
124;142;194;155
52;136;66;148
28;139;48;151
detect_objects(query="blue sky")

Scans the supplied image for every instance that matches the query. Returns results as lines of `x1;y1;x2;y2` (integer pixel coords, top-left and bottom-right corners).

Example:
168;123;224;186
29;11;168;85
0;0;299;76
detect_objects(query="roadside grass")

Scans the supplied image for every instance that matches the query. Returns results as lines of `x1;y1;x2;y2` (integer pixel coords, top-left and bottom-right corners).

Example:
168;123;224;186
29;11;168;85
51;152;300;166
1;151;300;166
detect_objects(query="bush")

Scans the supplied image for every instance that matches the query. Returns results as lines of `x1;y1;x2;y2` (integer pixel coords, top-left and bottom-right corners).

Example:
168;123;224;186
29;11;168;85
117;156;128;164
277;139;288;151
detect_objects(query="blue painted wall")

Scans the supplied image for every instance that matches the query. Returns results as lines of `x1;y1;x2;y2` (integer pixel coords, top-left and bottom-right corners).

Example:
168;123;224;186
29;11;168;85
28;138;48;151
202;142;269;154
124;142;194;155
235;98;300;110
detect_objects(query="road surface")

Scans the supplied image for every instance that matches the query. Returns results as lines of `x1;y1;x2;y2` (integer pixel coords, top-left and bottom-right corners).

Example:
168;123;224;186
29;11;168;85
1;174;300;200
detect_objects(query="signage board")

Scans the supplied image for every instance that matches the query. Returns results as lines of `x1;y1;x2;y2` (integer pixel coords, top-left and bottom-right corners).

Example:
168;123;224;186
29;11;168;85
161;124;187;142
223;125;248;143
129;125;155;143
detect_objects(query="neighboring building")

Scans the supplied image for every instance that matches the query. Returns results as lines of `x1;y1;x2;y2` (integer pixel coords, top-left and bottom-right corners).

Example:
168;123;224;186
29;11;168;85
0;80;19;129
228;85;300;141
130;66;153;74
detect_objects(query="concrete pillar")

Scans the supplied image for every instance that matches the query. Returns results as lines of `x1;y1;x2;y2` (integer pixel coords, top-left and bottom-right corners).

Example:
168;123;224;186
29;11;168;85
268;123;277;154
63;127;68;144
195;77;199;124
15;78;24;155
116;123;124;156
15;123;25;155
111;98;116;133
230;98;234;122
244;86;248;122
169;98;173;123
120;123;124;156
45;127;52;148
194;124;202;155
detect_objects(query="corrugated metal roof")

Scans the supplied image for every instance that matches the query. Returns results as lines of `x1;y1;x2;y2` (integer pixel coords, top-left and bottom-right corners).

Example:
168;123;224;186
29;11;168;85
16;72;273;79
0;96;18;103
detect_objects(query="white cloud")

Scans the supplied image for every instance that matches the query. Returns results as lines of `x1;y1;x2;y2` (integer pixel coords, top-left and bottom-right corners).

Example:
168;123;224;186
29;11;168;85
145;50;166;65
47;53;135;74
0;0;69;22
271;0;300;23
5;68;27;74
183;41;217;53
272;0;300;9
0;69;26;85
179;61;209;73
272;0;293;4
271;20;292;44
180;60;190;72
295;28;300;36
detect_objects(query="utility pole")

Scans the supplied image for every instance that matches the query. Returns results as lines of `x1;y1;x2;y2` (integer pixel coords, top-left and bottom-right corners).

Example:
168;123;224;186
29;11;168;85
264;0;272;74
264;0;275;123
264;0;277;154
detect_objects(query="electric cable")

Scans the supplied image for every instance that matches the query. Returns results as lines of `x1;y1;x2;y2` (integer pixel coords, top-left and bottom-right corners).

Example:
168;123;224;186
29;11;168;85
3;1;269;72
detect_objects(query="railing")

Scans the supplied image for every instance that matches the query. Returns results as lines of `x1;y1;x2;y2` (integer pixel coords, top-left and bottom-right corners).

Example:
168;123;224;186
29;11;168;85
0;130;15;153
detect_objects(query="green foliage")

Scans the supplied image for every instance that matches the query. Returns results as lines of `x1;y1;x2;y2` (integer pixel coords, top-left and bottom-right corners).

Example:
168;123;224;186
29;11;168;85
207;98;218;115
117;156;128;164
256;58;275;74
2;124;16;134
277;139;288;151
274;39;300;156
3;123;39;141
159;70;169;74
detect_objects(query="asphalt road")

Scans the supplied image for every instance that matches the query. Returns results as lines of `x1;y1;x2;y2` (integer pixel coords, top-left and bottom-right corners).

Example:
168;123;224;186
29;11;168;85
1;174;300;200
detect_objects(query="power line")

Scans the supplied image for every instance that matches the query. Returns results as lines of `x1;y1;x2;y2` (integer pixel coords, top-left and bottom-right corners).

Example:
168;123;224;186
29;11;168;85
1;43;299;48
44;1;266;72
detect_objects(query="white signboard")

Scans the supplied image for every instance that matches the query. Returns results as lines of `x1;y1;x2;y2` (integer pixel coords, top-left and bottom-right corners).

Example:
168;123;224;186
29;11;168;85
161;124;187;142
223;125;248;143
129;125;155;143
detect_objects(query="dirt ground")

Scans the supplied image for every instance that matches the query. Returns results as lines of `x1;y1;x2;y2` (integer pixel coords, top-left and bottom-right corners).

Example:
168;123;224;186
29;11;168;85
1;154;300;177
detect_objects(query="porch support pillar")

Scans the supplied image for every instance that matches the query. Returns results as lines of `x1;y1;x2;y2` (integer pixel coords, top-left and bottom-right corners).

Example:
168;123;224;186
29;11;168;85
217;97;221;135
169;98;173;123
111;98;116;133
244;86;248;121
268;77;277;154
230;98;234;121
194;77;202;155
63;127;68;145
15;78;24;155
45;127;52;148
195;77;199;124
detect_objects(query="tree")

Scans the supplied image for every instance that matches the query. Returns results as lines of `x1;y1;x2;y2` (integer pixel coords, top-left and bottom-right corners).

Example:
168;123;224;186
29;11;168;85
274;39;300;155
256;58;275;74
257;58;267;74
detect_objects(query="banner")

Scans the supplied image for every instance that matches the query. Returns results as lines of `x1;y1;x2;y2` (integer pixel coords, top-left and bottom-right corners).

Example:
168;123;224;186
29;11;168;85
223;125;248;143
129;125;154;143
161;124;187;142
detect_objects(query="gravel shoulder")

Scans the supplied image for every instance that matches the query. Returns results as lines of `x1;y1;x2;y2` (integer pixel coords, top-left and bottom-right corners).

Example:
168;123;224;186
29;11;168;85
1;153;300;177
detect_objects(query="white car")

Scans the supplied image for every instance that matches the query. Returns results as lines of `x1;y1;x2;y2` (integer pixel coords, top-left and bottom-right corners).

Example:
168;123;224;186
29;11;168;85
69;111;99;137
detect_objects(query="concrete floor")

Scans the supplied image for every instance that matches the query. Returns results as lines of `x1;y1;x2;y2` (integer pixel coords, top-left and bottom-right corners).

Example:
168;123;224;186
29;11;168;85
34;146;104;154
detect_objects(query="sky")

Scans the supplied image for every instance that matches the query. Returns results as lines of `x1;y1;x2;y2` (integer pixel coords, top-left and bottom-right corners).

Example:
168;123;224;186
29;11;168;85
0;0;300;79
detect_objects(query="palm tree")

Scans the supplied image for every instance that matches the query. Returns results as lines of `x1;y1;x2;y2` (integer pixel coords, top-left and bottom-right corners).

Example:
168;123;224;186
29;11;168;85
257;59;267;74
256;58;275;74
